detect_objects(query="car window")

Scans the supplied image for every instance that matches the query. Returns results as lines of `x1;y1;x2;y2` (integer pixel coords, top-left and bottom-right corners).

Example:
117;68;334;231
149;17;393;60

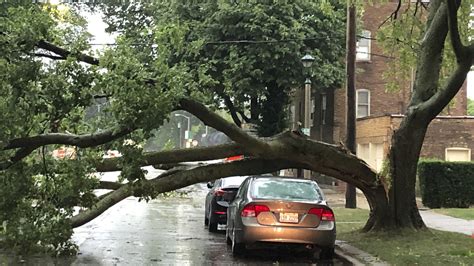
250;178;322;201
235;178;249;199
221;176;249;188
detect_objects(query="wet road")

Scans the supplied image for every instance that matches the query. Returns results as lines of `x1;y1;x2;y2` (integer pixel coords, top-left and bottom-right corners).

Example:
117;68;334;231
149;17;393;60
1;182;349;265
71;184;348;265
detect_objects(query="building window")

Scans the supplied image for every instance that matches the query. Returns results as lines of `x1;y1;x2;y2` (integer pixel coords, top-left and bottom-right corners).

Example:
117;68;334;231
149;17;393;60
356;30;371;61
356;89;370;118
321;93;327;125
445;147;471;162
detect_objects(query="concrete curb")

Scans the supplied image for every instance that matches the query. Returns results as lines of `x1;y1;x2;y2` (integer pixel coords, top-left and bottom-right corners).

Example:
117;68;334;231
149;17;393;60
335;240;389;266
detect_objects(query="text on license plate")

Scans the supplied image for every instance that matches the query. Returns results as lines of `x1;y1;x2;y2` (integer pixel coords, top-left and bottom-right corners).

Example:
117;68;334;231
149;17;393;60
279;212;298;223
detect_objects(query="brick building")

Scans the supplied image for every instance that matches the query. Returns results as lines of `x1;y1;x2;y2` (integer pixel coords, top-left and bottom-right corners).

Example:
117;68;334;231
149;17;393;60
290;1;472;176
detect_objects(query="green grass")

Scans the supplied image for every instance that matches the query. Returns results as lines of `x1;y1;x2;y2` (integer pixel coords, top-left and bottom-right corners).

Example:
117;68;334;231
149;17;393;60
432;208;474;220
333;208;474;265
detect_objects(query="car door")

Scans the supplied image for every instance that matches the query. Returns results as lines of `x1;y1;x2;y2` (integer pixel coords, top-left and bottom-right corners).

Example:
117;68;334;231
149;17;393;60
205;179;218;217
227;178;248;231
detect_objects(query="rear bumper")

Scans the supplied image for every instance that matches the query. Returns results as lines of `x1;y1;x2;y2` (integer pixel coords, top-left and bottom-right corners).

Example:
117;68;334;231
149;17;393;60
236;223;336;248
210;202;228;224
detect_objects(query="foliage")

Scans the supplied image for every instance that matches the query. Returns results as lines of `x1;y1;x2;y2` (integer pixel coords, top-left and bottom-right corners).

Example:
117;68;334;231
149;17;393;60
377;0;472;93
0;154;99;255
0;1;182;254
467;98;474;116
418;159;474;208
0;0;347;253
97;0;347;136
0;0;472;255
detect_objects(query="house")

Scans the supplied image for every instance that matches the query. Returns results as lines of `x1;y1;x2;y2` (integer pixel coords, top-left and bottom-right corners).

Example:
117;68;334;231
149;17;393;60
289;1;472;180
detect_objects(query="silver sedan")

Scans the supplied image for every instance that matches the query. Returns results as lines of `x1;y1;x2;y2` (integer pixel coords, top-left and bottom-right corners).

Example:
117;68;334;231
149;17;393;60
226;176;336;259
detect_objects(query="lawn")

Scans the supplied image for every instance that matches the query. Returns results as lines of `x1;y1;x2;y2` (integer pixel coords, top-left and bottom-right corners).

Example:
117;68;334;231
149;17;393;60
432;208;474;220
333;208;474;265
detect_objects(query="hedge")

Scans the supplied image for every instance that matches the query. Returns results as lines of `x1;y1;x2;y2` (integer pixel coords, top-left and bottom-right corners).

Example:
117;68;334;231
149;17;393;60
418;159;474;208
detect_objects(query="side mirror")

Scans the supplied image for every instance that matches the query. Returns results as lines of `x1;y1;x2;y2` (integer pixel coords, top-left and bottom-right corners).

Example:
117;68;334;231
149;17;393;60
207;181;213;189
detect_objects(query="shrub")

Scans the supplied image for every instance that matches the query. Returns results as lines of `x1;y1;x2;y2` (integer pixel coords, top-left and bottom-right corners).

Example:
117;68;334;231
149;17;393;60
418;159;474;208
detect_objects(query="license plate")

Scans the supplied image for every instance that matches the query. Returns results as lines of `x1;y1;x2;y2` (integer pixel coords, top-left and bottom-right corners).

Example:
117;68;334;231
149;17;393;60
279;212;299;223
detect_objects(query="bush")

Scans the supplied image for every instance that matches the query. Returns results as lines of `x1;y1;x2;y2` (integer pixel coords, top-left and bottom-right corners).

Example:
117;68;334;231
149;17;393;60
418;159;474;208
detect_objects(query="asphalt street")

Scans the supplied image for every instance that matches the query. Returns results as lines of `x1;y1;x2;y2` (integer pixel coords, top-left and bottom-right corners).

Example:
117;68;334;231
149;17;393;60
71;183;347;265
1;170;350;265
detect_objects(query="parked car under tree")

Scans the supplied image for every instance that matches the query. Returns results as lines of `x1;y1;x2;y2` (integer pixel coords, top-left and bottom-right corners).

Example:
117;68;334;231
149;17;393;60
204;175;250;232
226;176;336;259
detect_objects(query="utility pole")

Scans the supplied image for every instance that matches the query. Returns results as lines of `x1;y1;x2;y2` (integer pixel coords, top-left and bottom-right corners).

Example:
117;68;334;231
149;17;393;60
345;0;357;208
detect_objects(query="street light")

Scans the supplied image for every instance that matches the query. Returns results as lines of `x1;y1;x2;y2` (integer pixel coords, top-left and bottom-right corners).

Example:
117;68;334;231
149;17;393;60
174;114;191;132
175;114;191;148
301;54;314;179
301;54;315;136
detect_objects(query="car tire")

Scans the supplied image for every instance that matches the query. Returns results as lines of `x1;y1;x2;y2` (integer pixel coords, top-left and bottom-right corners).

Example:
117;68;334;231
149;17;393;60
231;239;245;256
208;208;218;232
319;247;335;260
204;216;209;226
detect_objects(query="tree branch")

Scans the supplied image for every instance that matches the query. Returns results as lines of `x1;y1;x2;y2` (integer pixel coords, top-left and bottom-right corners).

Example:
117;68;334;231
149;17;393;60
71;183;132;227
418;1;473;119
4;126;134;150
31;52;66;60
179;98;270;154
446;0;465;62
0;147;37;170
36;40;100;65
409;2;448;106
237;110;251;123
72;132;380;227
422;56;473;119
96;143;248;172
222;95;242;127
99;181;123;190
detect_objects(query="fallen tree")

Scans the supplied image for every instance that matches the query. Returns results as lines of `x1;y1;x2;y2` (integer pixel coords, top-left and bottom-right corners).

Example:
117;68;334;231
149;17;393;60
0;0;472;254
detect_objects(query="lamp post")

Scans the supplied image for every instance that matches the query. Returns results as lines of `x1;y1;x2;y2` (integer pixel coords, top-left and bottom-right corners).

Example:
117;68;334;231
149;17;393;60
175;114;191;147
301;54;315;179
301;54;315;136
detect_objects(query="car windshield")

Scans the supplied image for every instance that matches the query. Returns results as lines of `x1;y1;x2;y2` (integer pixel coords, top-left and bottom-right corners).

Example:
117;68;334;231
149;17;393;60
250;178;322;201
221;176;249;188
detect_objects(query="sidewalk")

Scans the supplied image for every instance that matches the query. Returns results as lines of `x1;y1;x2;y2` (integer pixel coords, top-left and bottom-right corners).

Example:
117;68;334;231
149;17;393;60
323;187;473;236
323;187;473;265
419;209;473;236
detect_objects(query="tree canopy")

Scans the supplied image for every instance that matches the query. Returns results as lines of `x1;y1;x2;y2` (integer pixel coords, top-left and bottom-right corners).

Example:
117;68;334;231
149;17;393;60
0;0;347;254
0;0;472;256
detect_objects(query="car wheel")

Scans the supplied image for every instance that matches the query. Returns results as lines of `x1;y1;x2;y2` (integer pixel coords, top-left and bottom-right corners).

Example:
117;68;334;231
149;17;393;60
231;238;245;256
204;216;209;226
208;208;218;232
319;247;335;260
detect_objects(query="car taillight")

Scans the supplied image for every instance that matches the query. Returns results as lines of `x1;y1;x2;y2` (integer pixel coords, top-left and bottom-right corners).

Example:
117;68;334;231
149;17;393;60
308;208;335;221
241;204;270;217
214;189;225;196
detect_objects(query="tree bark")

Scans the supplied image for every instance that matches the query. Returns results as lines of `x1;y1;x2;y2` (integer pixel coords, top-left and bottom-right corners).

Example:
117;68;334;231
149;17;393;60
387;117;427;229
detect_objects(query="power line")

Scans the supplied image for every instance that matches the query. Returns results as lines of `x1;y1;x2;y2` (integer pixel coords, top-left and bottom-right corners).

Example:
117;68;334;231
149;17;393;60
85;35;373;46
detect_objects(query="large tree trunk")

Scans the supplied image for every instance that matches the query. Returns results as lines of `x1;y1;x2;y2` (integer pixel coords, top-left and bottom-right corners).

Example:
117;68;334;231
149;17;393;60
387;117;427;229
361;185;393;231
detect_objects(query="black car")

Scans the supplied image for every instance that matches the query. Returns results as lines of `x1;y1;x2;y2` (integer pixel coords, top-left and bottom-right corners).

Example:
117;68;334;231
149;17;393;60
204;176;249;232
